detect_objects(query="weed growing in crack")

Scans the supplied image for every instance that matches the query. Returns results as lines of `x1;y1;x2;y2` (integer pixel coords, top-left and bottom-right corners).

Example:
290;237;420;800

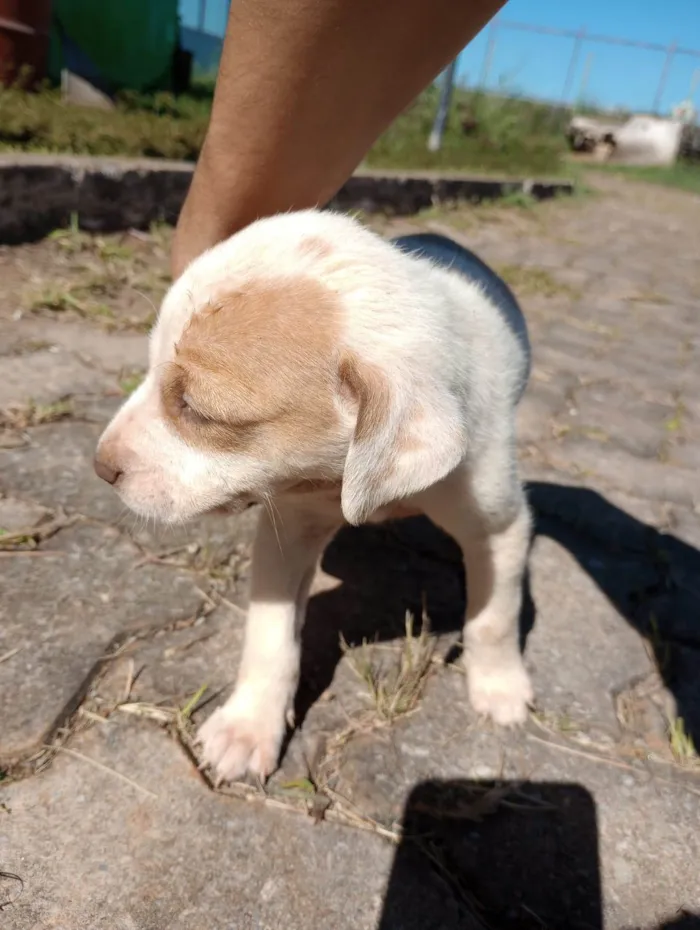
341;611;435;722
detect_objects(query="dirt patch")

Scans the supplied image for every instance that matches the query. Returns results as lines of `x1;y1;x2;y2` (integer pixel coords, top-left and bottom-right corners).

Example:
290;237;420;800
0;221;172;332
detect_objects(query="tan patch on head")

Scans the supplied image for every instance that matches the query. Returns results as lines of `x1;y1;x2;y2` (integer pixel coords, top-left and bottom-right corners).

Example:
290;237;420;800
298;236;333;259
161;276;342;460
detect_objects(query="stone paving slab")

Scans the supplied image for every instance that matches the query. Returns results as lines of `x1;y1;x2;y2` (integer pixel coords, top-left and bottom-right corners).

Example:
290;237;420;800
0;523;206;764
1;421;129;522
1;174;700;928
2;654;698;929
74;516;698;928
1;349;115;409
2;319;149;377
0;721;398;930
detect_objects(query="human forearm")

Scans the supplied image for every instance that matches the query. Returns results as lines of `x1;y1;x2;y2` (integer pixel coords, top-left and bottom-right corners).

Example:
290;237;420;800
172;0;504;276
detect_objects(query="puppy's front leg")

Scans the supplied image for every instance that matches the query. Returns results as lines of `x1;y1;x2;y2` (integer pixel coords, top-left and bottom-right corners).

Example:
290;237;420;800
198;502;339;783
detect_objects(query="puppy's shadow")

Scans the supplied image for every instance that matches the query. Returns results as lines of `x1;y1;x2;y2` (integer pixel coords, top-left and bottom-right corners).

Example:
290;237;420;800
528;482;700;748
296;483;700;748
296;516;535;724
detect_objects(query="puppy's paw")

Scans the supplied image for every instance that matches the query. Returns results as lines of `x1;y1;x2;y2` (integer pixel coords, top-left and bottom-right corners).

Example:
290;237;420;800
466;658;533;726
196;703;285;784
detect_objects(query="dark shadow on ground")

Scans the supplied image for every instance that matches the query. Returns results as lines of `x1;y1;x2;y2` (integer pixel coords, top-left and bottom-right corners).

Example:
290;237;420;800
376;778;700;929
377;778;602;930
528;482;700;748
296;483;700;747
657;916;700;929
297;516;466;721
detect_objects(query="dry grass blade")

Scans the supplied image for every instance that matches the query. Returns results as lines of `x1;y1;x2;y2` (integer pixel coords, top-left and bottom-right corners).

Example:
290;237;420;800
410;785;511;824
117;702;174;725
669;717;698;765
0;870;24;910
412;836;491;929
0;510;78;551
342;611;435;722
409;781;557;825
46;745;158;799
0;550;65;558
123;659;136;703
0;398;74;431
116;682;209;747
179;683;208;720
526;732;637;772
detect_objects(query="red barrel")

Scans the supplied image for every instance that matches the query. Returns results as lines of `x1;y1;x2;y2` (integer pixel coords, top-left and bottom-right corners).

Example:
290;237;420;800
0;0;52;87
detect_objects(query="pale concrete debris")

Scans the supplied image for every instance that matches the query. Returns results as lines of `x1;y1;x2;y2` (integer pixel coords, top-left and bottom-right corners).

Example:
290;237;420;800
60;70;115;110
567;114;685;166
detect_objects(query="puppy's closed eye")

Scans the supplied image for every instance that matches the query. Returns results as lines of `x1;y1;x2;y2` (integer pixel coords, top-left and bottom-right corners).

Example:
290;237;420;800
170;387;227;427
180;392;209;421
161;366;193;416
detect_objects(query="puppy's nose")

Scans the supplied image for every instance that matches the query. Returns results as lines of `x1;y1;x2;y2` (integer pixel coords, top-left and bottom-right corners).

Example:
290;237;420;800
94;455;122;486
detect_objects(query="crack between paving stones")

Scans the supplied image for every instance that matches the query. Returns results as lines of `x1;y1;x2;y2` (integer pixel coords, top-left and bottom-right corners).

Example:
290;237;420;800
1;596;219;783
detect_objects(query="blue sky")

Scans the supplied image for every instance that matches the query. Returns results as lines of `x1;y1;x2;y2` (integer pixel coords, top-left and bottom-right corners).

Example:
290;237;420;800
181;0;700;113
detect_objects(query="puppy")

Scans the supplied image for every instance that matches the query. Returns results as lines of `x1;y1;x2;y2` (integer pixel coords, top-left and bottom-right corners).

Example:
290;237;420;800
94;210;533;783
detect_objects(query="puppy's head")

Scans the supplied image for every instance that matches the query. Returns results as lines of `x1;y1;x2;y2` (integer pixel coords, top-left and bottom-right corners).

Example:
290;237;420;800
95;272;349;522
94;213;466;525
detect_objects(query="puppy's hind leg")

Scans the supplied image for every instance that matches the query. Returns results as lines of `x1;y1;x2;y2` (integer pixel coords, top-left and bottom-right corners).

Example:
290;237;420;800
419;457;533;725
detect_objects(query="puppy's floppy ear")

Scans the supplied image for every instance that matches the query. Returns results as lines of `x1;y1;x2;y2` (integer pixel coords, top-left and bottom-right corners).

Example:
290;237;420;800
339;353;465;525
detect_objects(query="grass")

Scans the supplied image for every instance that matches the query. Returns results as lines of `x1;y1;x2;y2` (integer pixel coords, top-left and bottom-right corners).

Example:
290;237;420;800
24;284;116;323
341;612;435;722
0;508;76;551
664;399;686;434
669;717;697;764
119;371;145;396
0;83;210;161
0;398;74;430
590;162;700;195
366;87;568;176
0;82;570;176
495;263;581;299
4;79;699;187
20;220;169;331
626;289;671;306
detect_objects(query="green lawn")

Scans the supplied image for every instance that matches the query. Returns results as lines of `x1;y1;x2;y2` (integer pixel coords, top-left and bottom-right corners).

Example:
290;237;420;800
0;83;569;177
590;162;700;195
364;87;568;176
5;80;695;188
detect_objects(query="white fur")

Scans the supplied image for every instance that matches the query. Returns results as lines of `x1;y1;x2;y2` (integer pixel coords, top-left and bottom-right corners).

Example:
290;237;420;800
96;210;533;782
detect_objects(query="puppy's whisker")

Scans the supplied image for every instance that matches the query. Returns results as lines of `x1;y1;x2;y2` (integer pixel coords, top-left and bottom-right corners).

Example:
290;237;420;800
132;288;158;317
263;493;282;553
113;506;130;529
268;495;285;532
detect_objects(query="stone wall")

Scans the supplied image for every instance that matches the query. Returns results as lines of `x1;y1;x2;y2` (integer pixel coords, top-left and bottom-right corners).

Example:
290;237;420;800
0;153;574;243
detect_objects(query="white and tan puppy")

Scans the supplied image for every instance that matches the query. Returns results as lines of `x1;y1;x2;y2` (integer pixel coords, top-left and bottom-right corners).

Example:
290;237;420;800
94;210;533;783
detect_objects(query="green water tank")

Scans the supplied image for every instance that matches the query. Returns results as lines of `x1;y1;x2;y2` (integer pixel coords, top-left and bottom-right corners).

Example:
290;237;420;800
48;0;179;92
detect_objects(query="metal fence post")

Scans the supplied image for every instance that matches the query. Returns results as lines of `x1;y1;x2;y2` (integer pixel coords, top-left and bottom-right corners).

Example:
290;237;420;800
428;58;458;152
577;52;594;107
690;68;700;103
562;27;586;105
479;21;498;90
653;41;677;113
